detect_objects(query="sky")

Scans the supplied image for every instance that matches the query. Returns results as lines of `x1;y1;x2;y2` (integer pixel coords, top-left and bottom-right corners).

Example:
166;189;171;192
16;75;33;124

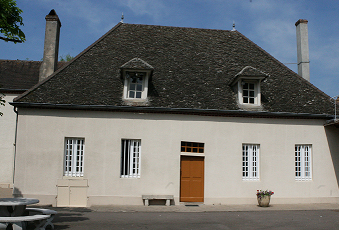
1;0;339;98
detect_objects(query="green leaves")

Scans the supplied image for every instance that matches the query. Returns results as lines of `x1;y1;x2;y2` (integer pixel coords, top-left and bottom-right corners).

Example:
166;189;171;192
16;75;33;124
0;91;5;116
0;0;25;43
59;54;74;62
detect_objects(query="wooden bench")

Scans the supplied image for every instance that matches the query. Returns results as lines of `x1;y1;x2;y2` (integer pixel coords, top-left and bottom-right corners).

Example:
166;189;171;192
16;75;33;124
26;208;57;230
142;195;174;206
0;214;50;230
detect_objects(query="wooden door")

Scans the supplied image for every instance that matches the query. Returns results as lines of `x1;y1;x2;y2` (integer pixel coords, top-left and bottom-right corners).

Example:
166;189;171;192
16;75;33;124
180;156;204;202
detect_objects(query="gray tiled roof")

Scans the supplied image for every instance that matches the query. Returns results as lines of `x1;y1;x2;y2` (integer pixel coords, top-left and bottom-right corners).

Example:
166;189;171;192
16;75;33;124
13;23;335;117
0;60;66;93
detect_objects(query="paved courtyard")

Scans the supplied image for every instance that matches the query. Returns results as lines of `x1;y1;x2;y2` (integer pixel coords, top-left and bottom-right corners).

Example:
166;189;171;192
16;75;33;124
27;203;339;229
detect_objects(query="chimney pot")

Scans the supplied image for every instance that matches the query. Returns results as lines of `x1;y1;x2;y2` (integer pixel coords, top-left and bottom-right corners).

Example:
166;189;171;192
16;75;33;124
295;19;308;27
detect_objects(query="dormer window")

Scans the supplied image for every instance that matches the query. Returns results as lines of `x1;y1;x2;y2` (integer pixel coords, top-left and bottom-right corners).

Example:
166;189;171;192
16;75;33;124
242;82;256;104
120;58;154;101
230;66;269;108
126;71;146;99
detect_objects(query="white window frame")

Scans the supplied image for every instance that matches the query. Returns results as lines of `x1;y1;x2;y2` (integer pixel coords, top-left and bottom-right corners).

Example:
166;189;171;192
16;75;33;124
64;138;85;177
242;144;259;181
123;70;150;100
121;139;141;178
295;145;312;181
238;80;261;106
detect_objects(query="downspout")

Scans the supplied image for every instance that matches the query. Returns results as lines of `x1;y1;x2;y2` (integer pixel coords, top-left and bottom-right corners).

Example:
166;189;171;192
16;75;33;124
13;106;18;187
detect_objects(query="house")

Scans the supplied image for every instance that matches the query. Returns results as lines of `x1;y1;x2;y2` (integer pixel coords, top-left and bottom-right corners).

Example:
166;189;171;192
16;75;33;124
9;10;339;207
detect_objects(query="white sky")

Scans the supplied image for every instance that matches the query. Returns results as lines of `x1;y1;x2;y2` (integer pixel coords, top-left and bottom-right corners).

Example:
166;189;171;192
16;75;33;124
1;0;338;98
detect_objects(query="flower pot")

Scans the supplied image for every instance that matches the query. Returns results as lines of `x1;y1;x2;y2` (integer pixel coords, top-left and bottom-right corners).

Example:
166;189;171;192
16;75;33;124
257;195;271;207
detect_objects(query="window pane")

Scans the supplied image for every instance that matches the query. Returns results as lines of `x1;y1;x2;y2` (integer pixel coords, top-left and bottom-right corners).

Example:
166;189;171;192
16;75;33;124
130;84;136;90
249;91;254;97
129;91;135;98
136;84;142;91
243;83;248;89
136;92;142;98
249;83;255;89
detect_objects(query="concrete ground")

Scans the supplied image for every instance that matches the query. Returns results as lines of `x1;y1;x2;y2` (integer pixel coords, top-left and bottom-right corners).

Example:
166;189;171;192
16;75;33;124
28;203;339;229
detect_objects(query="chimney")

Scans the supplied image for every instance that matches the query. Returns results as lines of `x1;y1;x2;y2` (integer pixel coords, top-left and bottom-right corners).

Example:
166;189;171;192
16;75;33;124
295;19;310;82
39;9;61;82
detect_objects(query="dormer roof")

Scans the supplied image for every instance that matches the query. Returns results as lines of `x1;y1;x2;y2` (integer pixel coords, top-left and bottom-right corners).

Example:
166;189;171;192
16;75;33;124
121;58;154;70
230;66;269;86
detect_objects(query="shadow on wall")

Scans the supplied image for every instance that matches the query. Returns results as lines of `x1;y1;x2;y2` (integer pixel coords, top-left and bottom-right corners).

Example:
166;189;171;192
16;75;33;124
325;126;339;187
12;187;23;198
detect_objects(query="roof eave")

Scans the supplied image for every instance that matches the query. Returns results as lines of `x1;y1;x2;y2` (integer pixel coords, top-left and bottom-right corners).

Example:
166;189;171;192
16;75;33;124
9;102;334;120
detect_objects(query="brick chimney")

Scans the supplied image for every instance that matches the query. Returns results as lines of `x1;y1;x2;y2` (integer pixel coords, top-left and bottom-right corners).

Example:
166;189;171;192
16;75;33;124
39;9;61;82
295;19;310;82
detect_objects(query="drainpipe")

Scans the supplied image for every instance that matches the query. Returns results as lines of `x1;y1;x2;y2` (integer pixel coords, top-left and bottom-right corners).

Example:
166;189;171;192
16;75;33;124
12;106;18;187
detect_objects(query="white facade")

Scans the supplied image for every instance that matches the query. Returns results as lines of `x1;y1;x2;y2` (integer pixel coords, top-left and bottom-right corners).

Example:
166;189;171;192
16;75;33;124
13;108;339;206
0;94;18;189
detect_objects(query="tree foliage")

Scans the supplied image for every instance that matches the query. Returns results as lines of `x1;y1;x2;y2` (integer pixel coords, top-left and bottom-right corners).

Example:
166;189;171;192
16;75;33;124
0;92;5;116
0;0;25;43
59;54;74;62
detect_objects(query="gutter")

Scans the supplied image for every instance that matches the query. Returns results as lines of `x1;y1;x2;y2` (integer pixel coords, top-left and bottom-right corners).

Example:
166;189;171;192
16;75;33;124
0;88;28;93
9;102;334;120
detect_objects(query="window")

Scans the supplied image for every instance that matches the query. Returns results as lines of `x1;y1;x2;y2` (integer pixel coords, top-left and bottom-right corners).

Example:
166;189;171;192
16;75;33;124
295;145;312;181
230;66;268;107
242;144;259;181
121;139;141;178
64;138;85;177
181;141;204;153
126;71;146;99
121;58;153;101
242;82;256;104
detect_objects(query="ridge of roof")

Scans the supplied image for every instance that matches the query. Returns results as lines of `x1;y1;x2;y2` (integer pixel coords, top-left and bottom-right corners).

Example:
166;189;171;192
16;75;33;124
122;22;233;32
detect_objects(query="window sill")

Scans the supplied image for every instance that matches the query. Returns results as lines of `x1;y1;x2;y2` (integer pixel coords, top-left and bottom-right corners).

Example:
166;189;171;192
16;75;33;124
238;103;263;111
242;178;260;181
62;176;85;180
120;176;140;179
122;98;149;106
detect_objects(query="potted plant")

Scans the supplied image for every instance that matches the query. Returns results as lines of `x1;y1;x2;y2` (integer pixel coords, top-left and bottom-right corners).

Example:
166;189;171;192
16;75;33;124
256;190;274;207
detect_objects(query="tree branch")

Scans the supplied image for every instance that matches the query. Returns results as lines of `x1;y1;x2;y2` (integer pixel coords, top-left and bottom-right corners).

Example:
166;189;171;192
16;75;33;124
0;36;23;43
